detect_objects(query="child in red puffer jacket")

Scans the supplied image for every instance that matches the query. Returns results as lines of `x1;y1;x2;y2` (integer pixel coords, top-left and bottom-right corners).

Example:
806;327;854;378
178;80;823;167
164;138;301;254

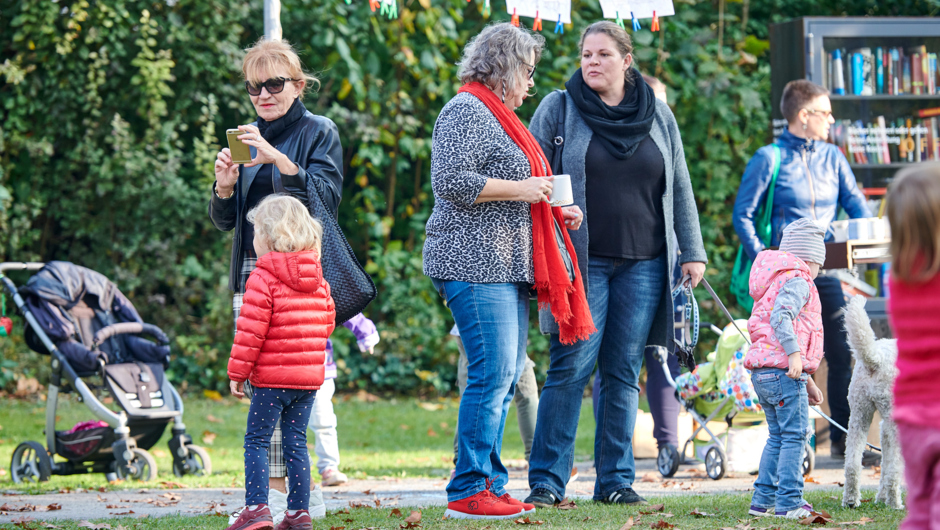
226;194;336;530
886;165;940;530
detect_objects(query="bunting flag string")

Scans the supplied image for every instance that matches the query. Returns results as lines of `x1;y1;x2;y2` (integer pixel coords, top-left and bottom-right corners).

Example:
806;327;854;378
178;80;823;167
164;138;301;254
506;0;571;29
599;0;675;30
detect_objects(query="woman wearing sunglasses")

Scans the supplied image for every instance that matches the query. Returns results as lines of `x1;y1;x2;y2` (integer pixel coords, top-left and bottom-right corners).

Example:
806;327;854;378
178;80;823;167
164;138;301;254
209;38;343;528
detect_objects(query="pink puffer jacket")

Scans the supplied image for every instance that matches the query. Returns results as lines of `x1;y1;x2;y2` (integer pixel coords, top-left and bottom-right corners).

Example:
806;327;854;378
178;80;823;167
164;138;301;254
744;250;824;374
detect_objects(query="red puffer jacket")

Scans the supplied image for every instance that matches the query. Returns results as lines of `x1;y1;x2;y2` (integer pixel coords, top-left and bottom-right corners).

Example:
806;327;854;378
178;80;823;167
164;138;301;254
227;250;336;390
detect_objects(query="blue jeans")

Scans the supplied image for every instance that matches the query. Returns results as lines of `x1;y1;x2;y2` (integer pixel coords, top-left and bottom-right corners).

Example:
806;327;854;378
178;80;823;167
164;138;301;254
432;279;529;502
750;368;809;513
528;254;666;500
244;387;315;510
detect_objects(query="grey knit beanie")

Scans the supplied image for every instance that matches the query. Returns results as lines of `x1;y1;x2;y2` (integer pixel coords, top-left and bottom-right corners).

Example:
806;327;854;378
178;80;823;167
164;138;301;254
779;218;827;265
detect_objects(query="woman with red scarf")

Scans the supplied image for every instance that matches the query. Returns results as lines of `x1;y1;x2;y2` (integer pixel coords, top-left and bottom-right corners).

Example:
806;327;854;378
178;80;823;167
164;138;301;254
423;23;593;520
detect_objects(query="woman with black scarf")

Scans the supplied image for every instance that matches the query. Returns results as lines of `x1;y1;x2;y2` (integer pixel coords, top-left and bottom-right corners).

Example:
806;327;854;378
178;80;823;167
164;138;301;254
525;21;707;508
209;38;343;526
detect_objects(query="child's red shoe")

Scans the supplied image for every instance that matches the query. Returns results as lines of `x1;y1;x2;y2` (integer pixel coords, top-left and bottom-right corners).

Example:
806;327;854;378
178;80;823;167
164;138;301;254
226;504;273;530
444;490;524;520
499;494;535;515
274;509;312;530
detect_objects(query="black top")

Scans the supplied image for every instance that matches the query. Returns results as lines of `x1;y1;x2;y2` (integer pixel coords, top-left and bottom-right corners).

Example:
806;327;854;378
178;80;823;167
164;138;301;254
241;163;274;256
585;134;666;259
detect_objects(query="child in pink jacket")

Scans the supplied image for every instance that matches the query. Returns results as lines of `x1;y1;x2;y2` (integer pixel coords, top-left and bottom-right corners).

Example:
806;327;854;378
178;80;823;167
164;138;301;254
744;218;826;519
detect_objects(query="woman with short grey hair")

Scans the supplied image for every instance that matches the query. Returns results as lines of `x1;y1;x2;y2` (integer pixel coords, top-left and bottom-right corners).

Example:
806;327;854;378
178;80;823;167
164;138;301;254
423;22;586;520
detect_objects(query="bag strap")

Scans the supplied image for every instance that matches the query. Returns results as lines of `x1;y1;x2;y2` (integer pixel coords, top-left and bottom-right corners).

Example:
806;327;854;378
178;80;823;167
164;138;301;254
550;90;566;175
755;144;781;246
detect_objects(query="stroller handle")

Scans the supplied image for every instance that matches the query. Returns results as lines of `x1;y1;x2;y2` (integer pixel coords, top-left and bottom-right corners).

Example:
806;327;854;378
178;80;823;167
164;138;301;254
93;322;169;348
0;262;45;274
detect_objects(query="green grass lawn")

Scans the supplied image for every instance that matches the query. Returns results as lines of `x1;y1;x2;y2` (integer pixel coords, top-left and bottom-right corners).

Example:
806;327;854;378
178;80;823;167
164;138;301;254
0;492;905;529
0;394;598;491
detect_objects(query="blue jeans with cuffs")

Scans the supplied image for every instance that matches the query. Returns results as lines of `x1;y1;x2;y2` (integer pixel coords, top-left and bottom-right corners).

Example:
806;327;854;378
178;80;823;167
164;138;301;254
750;368;809;513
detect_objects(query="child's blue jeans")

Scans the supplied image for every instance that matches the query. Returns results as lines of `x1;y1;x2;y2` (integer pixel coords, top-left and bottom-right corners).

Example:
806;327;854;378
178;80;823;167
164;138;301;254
244;386;316;510
750;368;809;513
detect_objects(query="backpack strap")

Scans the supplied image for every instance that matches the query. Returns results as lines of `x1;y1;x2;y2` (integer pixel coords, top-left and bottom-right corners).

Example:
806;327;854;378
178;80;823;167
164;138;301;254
756;144;782;246
550;90;566;175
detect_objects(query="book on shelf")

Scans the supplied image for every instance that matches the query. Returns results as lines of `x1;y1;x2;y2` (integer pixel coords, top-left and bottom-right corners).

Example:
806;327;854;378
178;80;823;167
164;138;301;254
828;114;940;165
824;43;940;96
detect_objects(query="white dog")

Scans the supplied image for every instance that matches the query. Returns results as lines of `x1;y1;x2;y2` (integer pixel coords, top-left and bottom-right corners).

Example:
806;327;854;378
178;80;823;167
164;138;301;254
841;295;903;509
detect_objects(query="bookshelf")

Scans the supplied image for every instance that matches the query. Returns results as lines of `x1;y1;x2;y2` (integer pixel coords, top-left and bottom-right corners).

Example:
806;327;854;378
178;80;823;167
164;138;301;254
769;17;940;188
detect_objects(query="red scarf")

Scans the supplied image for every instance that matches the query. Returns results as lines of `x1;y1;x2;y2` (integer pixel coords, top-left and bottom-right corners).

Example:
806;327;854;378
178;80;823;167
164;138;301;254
458;82;596;344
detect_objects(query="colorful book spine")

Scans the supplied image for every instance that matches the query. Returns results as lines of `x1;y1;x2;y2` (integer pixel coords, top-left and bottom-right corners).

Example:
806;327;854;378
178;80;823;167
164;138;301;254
892;48;901;94
853;53;864;96
832;49;845;95
875;46;884;94
913;53;924;95
903;56;912;93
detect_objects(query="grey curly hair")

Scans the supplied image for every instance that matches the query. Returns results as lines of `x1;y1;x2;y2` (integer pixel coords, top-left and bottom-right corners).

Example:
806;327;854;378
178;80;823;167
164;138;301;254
457;23;545;99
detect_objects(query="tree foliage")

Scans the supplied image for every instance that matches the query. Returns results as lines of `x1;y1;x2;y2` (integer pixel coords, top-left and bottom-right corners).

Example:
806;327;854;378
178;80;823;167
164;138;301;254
1;0;936;394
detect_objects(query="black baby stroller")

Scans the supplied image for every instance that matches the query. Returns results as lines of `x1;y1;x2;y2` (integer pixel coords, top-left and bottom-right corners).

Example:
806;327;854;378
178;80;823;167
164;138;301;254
0;261;211;483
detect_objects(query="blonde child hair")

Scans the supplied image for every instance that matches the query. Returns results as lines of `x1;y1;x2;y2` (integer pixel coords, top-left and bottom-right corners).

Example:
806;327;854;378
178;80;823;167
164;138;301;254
247;195;323;254
887;163;940;283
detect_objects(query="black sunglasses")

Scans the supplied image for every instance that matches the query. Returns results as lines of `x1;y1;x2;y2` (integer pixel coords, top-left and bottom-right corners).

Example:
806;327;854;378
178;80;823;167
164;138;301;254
245;77;295;96
522;62;536;79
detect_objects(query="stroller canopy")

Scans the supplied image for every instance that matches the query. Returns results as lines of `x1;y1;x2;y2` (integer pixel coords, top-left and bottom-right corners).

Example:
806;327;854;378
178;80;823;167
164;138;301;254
20;261;169;372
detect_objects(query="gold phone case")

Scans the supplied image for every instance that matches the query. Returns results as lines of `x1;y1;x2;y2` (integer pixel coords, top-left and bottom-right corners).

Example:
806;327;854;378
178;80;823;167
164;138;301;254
226;129;252;164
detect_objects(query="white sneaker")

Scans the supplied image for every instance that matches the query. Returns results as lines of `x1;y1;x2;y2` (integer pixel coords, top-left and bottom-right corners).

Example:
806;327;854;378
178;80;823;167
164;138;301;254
321;468;348;487
227;506;244;525
776;503;814;519
310;484;326;518
269;488;289;526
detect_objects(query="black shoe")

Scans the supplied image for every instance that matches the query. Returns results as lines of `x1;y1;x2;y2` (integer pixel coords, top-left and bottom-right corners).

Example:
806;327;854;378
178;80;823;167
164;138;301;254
524;488;559;508
862;450;882;467
603;488;648;505
831;438;846;458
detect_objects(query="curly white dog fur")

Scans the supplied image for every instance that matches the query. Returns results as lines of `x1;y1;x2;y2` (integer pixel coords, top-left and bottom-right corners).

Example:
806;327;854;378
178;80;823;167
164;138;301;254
841;295;903;509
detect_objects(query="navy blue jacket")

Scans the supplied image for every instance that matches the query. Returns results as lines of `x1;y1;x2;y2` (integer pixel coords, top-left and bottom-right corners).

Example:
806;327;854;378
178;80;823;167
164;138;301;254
733;129;871;260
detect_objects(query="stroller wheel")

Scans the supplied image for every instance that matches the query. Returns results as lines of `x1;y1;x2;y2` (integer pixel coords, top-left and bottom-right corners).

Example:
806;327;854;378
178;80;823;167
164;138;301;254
11;441;52;483
657;444;680;478
704;446;726;480
172;445;212;477
802;442;815;477
115;448;157;482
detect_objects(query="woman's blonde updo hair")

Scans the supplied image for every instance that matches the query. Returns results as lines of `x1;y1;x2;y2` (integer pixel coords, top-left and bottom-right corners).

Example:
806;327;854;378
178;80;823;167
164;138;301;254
579;21;635;83
247;195;323;254
458;23;545;99
242;39;320;100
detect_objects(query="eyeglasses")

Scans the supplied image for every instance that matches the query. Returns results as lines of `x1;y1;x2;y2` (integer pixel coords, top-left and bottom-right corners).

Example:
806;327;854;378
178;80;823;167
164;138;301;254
804;108;833;119
522;62;536;80
245;77;295;96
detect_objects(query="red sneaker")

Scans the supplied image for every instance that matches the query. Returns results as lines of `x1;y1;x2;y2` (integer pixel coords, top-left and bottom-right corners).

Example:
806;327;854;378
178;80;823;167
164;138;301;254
499;494;535;515
275;510;312;530
444;490;524;520
226;504;273;530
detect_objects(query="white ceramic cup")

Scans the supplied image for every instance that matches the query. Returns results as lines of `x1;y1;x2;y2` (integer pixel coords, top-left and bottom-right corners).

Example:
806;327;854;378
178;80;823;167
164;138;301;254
547;174;574;207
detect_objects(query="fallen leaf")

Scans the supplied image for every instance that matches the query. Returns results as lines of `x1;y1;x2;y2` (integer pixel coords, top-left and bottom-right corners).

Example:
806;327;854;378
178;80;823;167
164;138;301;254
639;472;661;482
345;518;354;522
405;510;422;523
330;527;345;530
418;402;444;411
619;517;634;530
399;524;421;529
203;389;223;401
389;508;403;517
690;508;716;517
805;475;820;483
40;523;62;529
427;428;437;437
362;489;373;495
152;449;167;458
799;510;833;525
78;522;112;530
557;498;577;510
440;422;449;429
202;430;217;445
582;516;593;522
12;517;35;527
640;504;665;514
110;510;135;515
399;424;411;430
514;516;543;525
356;390;380;402
159;482;186;490
106;505;129;509
207;414;223;423
650;520;675;529
839;517;875;525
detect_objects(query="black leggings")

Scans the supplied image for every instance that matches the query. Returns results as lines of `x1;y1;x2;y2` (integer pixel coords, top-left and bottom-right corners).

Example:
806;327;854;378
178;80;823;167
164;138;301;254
815;275;852;444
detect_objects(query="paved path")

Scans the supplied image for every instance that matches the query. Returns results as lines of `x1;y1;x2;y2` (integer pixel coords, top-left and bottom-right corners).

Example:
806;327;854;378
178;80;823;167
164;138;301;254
0;454;881;522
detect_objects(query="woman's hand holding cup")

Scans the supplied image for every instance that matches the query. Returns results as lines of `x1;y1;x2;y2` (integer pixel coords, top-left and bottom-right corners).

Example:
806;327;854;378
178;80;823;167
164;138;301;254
517;176;554;204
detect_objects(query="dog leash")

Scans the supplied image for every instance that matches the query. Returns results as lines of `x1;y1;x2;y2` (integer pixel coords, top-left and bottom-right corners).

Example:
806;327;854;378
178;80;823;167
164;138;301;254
810;405;882;452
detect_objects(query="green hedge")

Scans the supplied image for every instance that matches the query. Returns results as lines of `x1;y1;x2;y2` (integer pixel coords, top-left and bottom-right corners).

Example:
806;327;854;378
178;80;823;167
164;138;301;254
0;0;933;394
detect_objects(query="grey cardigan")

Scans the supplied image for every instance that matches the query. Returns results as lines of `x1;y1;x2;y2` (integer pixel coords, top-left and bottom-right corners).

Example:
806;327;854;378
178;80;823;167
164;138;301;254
529;90;708;347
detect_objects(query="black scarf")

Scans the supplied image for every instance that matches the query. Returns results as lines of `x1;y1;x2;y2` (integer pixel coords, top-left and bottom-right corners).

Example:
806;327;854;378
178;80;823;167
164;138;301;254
564;68;656;160
257;97;307;142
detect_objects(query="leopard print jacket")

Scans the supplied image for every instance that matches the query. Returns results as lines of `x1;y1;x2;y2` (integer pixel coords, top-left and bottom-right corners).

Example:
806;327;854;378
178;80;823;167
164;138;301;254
423;92;536;284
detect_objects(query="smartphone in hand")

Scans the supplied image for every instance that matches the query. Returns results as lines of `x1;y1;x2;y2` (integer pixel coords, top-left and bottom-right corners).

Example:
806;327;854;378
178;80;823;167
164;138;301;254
226;129;252;164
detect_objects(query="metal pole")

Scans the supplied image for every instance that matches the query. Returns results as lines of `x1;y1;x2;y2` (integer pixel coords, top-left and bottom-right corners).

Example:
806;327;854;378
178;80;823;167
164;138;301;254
264;0;282;41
